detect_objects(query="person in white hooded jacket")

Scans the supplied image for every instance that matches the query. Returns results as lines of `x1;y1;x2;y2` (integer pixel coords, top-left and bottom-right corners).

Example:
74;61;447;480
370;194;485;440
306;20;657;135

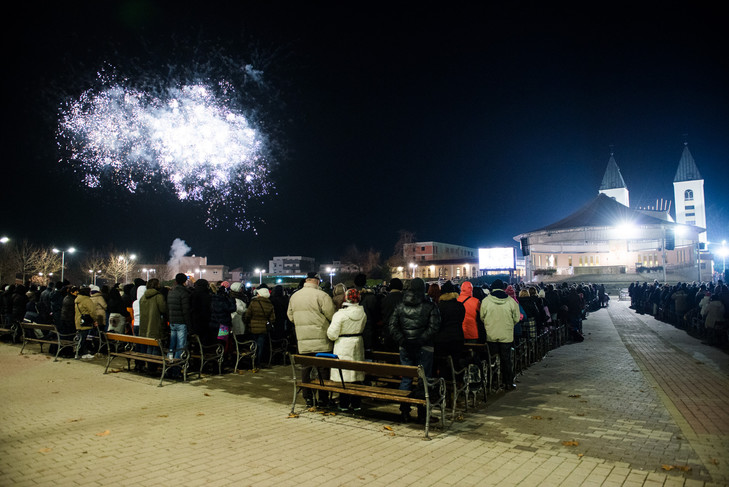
327;288;366;410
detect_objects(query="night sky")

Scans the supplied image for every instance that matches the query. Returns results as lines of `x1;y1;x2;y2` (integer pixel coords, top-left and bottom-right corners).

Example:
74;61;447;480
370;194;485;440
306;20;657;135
4;1;728;270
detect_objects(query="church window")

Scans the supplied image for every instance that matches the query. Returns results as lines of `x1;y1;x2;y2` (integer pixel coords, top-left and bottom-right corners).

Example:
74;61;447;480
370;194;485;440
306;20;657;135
578;256;583;266
568;256;573;266
685;205;695;210
684;189;694;201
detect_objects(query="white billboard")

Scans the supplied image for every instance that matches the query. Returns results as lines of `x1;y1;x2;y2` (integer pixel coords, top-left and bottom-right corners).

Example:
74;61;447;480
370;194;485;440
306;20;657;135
478;247;516;270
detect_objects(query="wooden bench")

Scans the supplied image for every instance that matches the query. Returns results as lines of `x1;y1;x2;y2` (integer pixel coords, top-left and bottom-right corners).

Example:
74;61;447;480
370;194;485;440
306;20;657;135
103;333;188;387
0;319;21;343
290;354;446;439
19;322;78;361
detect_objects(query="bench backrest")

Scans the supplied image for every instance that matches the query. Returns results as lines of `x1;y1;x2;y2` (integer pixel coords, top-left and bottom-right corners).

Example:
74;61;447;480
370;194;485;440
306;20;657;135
106;332;160;347
291;354;420;378
370;351;401;364
21;322;55;332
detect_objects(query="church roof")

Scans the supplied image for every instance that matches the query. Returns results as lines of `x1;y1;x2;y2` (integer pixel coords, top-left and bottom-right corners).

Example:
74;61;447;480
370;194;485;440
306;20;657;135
673;144;702;182
519;193;681;236
599;154;627;190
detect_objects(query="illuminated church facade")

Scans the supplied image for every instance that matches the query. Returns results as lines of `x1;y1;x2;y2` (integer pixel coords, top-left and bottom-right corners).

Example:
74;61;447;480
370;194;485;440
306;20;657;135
514;143;711;283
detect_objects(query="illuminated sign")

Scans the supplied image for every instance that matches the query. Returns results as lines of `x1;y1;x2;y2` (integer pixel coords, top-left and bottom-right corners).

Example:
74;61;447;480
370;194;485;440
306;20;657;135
478;247;516;270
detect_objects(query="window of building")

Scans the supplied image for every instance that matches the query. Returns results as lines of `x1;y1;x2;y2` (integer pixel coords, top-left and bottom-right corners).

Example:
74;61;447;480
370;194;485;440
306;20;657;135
568;256;573;266
686;212;695;217
684;189;694;201
686;205;695;210
687;220;696;225
589;256;593;265
578;256;583;266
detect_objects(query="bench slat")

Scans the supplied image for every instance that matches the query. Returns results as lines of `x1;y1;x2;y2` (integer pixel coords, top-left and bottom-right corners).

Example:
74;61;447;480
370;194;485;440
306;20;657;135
106;332;160;347
292;354;420;378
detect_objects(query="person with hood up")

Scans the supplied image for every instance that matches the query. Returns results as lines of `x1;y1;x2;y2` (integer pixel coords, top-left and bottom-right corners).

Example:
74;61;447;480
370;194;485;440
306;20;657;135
132;282;147;337
244;283;275;369
327;287;367;411
479;279;520;390
457;281;482;344
388;277;441;423
90;285;107;331
139;278;167;355
434;281;465;372
230;282;248;336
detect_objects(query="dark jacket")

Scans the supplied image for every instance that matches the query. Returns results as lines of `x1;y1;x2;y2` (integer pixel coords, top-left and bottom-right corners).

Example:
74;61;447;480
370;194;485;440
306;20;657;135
244;295;276;335
167;284;192;325
190;279;212;336
388;288;441;347
434;292;465;356
210;289;235;328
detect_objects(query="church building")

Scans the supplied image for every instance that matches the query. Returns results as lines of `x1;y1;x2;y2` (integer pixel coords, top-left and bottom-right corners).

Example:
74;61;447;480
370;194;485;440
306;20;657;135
513;143;710;283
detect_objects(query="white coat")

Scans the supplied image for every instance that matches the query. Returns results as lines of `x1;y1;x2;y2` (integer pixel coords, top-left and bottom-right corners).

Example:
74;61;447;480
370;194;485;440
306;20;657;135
132;285;146;331
327;303;366;382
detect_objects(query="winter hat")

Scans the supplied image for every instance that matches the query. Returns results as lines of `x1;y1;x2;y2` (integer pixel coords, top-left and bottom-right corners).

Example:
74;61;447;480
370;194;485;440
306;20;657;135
441;281;456;294
389;278;403;291
306;272;320;280
221;281;231;289
491;279;505;290
345;288;360;304
410;278;426;295
256;287;271;298
230;282;242;292
90;285;100;293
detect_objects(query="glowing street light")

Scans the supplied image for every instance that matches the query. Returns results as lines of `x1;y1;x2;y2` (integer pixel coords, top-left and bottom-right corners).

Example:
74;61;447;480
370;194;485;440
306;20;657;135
142;268;156;281
326;267;335;286
89;269;101;286
0;236;8;244
53;247;76;283
195;268;206;280
409;263;418;279
255;268;265;284
118;253;137;284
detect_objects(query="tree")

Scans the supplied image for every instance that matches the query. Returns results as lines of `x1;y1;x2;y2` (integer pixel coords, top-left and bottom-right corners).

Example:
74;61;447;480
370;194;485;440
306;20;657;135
387;229;416;268
80;250;106;286
29;248;62;285
103;252;130;284
12;240;39;284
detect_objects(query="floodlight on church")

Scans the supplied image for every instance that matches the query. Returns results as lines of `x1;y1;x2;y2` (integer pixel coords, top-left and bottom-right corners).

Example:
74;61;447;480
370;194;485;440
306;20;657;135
614;221;639;239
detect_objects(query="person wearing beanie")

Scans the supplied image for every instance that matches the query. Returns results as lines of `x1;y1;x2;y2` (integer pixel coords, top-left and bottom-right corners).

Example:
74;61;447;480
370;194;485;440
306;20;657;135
479;279;520;391
387;277;441;423
244;283;276;369
327;287;367;411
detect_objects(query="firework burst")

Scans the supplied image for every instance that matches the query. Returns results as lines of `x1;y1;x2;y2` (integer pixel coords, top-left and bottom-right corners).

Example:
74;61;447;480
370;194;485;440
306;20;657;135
57;66;276;231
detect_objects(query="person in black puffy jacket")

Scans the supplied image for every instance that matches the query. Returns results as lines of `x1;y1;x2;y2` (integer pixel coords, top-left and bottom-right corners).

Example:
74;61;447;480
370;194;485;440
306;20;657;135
387;277;441;423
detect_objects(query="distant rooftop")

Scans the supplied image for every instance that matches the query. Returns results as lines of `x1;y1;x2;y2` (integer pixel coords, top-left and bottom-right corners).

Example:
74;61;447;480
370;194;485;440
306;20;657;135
599;154;627;190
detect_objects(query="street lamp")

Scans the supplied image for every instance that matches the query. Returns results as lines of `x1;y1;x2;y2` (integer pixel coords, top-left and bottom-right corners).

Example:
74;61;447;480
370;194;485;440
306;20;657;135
195;268;206;280
89;269;101;286
409;263;418;279
118;253;136;284
255;268;265;284
142;268;155;281
326;267;336;286
53;247;76;283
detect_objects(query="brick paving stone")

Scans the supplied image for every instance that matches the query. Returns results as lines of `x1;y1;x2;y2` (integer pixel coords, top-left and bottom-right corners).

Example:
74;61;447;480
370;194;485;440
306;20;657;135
2;299;728;486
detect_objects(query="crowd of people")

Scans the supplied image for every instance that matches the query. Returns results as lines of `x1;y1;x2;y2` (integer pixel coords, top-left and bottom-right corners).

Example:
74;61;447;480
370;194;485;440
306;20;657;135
2;272;606;423
628;279;729;346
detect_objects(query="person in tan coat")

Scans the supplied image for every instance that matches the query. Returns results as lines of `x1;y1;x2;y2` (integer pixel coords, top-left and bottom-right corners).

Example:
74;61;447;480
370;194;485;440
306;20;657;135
74;287;97;359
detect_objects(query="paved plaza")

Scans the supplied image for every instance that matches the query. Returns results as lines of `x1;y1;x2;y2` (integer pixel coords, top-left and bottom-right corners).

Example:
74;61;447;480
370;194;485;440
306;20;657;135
1;299;728;486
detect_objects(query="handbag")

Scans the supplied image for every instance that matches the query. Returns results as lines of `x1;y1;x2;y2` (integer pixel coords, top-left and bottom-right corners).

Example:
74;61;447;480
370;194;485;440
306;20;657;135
77;302;95;327
258;301;275;334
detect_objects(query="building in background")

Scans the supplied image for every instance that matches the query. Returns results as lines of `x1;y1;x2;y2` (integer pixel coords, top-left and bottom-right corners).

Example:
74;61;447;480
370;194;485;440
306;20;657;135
514;145;710;283
394;241;479;281
268;256;316;275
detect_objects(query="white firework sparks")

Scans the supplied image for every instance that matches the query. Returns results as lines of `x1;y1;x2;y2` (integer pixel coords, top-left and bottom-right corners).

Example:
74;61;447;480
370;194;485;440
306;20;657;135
57;70;274;230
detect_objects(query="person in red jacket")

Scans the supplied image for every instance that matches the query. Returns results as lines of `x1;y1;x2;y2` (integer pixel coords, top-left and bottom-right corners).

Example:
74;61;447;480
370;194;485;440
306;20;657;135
457;281;482;344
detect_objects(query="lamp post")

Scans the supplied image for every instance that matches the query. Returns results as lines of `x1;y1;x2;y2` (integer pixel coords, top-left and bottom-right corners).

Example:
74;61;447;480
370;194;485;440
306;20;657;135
195;268;206;280
255;268;265;284
53;247;76;283
326;267;335;286
88;269;101;286
118;254;136;284
409;263;418;279
0;237;8;283
142;268;155;281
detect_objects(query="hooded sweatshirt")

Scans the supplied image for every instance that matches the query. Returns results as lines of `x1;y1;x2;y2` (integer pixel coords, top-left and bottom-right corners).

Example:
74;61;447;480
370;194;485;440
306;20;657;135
479;289;520;343
457;281;481;340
